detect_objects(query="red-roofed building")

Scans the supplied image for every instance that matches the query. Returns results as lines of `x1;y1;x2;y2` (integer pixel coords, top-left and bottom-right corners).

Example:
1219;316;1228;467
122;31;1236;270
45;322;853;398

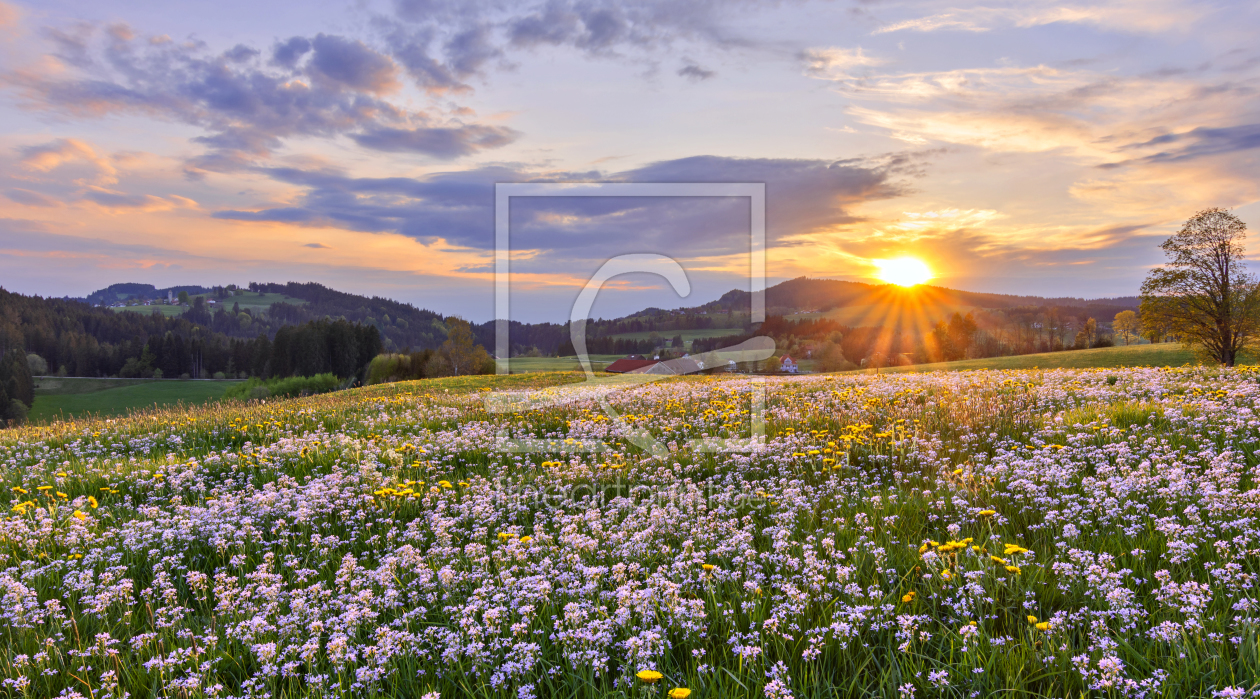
604;358;660;374
780;355;798;373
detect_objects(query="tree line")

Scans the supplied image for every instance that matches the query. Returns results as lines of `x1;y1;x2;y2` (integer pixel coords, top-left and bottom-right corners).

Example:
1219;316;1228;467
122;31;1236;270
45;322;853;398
0;288;381;382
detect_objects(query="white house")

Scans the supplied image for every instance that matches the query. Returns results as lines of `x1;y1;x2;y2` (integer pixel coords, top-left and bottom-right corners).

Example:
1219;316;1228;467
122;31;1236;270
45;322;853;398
780;355;798;373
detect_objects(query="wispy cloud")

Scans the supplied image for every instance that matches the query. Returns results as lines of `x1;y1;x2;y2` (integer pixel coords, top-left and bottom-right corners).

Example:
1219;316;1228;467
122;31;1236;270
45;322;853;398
873;1;1204;36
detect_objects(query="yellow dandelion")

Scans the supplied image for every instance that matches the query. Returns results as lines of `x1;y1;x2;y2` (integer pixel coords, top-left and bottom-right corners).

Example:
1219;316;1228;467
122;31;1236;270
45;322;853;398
87;496;98;509
902;591;915;603
977;509;997;517
1005;565;1021;575
1035;621;1051;631
636;670;663;684
701;564;716;571
72;510;86;521
519;536;533;544
1026;615;1038;624
669;689;691;699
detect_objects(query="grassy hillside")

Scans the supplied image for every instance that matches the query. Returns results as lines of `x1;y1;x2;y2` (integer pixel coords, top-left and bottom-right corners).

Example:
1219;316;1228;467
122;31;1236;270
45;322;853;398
109;292;305;317
607;328;744;342
496;355;623;373
867;342;1223;374
30;377;241;423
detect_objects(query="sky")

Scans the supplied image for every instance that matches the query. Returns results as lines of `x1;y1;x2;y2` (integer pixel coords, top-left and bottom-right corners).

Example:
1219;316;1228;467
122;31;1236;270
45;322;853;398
2;0;1260;322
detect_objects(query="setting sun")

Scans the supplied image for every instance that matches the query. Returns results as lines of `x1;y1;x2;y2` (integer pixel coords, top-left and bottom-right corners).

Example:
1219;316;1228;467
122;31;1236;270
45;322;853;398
873;257;934;287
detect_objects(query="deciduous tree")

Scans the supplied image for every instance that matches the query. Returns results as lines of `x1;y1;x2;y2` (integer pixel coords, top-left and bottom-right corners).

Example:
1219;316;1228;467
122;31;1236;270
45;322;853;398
1113;310;1140;345
1140;208;1260;366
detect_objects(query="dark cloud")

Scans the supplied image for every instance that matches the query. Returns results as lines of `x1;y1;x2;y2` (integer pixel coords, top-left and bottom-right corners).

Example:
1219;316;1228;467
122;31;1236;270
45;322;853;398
677;62;715;81
308;34;400;94
224;44;260;63
376;0;770;93
305;242;332;248
1120;123;1260;165
11;24;518;174
350;124;519;157
272;36;312;68
212;154;916;271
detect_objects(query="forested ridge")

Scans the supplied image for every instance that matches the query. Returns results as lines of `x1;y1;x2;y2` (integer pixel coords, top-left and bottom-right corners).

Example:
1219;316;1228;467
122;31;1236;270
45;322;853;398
1;287;381;381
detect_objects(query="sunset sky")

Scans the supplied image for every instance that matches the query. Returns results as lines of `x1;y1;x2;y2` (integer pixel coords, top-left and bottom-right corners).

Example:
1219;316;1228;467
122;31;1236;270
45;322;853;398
2;0;1259;322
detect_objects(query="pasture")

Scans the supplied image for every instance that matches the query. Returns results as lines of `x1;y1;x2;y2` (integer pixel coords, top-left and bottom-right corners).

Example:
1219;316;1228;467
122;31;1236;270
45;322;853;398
29;376;241;422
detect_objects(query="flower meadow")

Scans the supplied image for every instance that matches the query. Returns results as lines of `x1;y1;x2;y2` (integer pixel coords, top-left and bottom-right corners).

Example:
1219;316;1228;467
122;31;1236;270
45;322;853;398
2;367;1259;699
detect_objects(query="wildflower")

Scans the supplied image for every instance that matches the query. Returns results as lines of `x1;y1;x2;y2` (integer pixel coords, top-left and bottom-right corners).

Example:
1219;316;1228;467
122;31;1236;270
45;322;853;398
991;556;1007;564
702;564;716;571
977;509;997;517
1035;622;1051;631
73;510;86;521
497;532;512;541
636;670;663;683
941;570;952;580
88;496;98;509
12;486;26;494
519;536;533;544
1005;565;1021;575
1027;615;1038;624
669;690;691;699
902;591;915;603
438;480;453;489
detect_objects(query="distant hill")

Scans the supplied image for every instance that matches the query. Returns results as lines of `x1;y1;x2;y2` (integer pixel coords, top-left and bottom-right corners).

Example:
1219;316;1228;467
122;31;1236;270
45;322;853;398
77;276;1142;361
86;281;451;352
714;277;1137;317
85;283;212;306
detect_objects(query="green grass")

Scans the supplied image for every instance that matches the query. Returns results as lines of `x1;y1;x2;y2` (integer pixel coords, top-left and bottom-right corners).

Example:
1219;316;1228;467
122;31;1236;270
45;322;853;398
607;327;744;343
496;355;623;373
867;342;1222;374
109;292;305;317
30;377;242;423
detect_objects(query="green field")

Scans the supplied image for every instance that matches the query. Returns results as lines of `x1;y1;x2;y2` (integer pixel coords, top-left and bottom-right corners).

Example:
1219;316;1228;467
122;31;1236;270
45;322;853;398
30;377;241;423
608;327;745;345
866;342;1221;374
496;354;623;373
109;292;305;317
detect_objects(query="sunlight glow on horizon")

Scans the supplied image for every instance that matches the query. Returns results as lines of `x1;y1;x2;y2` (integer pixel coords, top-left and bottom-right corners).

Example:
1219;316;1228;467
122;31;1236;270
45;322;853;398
873;257;934;287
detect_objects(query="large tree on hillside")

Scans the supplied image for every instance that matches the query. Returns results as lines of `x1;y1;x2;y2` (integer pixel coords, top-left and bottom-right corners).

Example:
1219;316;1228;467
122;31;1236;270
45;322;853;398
437;318;491;376
1140;208;1260;366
